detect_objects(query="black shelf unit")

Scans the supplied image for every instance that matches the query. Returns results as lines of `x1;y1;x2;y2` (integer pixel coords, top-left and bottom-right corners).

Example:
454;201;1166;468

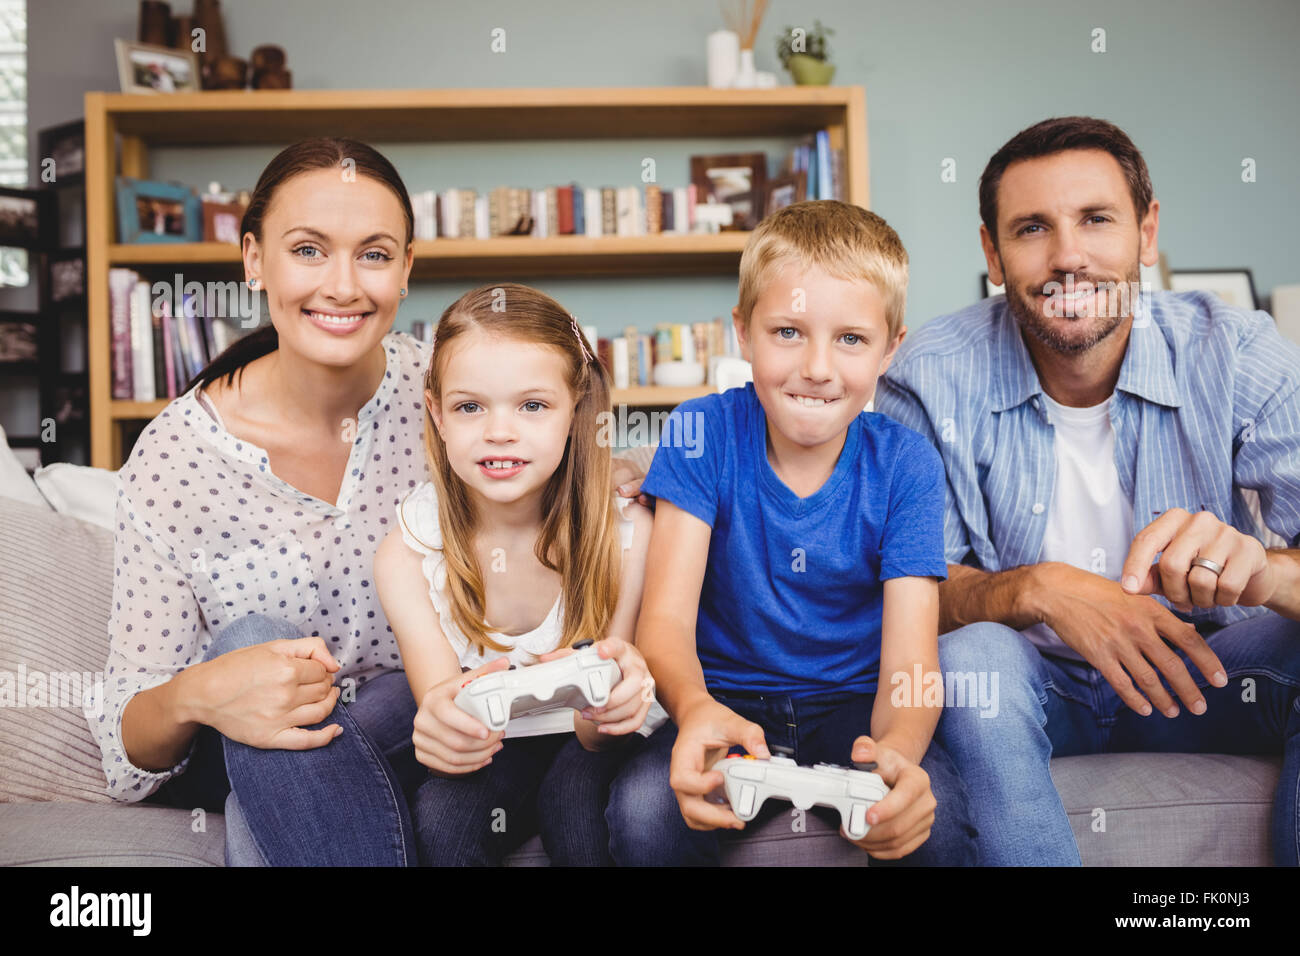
0;119;91;467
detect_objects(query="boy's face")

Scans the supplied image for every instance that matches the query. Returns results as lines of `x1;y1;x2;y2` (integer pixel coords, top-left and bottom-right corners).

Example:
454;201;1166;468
734;262;904;457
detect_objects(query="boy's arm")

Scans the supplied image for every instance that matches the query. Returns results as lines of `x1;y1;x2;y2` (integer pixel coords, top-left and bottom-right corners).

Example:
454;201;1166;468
636;499;713;720
870;575;942;765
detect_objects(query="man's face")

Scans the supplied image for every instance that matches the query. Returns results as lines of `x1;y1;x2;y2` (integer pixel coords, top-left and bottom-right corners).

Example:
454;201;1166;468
981;149;1159;355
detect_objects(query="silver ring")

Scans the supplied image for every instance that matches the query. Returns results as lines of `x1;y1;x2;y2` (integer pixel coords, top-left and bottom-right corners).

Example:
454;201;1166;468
1190;556;1224;576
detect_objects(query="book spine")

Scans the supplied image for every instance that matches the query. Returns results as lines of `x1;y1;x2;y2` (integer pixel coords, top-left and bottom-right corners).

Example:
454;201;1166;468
584;188;602;237
611;336;630;389
570;182;584;235
160;303;177;399
475;195;489;239
638;333;652;385
557;185;573;235
623;324;639;388
596;337;613;376
654;324;673;364
644;185;662;234
108;268;136;399
601;188;617;236
152;307;166;400
459;189;477;238
131;280;155;402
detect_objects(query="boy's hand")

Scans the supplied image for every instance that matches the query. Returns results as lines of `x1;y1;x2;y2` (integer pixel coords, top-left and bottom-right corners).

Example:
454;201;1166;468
845;736;935;860
669;698;770;831
412;657;508;776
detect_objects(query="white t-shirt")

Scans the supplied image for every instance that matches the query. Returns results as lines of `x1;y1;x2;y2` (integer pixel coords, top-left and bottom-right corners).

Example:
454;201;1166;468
396;480;668;738
87;333;432;802
1021;392;1135;660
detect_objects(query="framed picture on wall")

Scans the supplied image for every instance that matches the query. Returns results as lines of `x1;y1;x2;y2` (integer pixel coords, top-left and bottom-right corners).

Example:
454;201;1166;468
37;119;85;181
1168;269;1258;310
762;171;807;219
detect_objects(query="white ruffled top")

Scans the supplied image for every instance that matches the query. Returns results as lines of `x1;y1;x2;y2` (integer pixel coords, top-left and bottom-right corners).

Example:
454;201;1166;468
396;480;666;737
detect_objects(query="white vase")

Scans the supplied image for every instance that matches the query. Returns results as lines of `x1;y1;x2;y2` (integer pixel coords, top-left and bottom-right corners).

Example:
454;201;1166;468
734;48;757;88
707;30;739;88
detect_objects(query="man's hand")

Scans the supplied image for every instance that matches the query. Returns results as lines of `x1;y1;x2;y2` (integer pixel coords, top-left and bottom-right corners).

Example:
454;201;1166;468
846;736;935;860
1038;563;1227;717
1121;508;1277;612
668;698;770;831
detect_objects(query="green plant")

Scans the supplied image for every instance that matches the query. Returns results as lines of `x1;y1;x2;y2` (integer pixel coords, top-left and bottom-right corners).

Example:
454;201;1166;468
776;20;834;69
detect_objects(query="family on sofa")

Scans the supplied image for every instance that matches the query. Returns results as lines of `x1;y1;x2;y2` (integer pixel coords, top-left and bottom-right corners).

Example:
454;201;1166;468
84;116;1300;866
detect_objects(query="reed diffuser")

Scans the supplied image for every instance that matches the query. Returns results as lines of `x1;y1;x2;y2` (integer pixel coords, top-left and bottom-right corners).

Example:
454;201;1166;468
720;0;768;88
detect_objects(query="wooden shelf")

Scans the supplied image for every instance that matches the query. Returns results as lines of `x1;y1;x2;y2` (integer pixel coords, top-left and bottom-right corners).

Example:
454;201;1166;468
108;232;752;279
86;85;868;467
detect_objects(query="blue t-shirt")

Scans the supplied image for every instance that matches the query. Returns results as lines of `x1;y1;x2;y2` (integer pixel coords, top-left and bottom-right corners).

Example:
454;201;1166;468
642;383;948;698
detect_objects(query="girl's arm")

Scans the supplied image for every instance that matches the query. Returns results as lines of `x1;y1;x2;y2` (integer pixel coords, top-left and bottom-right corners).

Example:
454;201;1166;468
373;526;463;702
573;499;655;750
375;526;507;775
869;575;943;765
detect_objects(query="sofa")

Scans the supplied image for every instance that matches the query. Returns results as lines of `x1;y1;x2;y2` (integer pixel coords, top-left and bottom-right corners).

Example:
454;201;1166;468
0;436;1280;866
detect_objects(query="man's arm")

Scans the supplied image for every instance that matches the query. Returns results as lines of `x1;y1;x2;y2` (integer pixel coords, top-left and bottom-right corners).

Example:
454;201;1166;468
938;563;1044;635
1264;548;1300;620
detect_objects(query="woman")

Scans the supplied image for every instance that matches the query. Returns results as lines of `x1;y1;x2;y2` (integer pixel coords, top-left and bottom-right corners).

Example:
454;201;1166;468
86;137;638;865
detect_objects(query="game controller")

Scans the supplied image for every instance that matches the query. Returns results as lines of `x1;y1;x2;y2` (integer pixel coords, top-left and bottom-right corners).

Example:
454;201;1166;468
710;752;890;840
454;643;623;732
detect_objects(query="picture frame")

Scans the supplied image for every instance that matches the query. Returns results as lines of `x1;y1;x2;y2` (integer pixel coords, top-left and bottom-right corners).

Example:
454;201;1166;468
1168;268;1259;310
50;252;86;303
114;38;201;94
0;186;48;248
762;171;807;219
690;152;767;231
37;119;85;181
202;199;248;244
115;177;202;244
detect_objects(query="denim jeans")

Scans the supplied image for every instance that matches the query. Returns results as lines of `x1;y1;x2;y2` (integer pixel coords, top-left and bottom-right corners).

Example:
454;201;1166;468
934;614;1300;866
147;614;424;866
605;686;980;866
413;733;647;866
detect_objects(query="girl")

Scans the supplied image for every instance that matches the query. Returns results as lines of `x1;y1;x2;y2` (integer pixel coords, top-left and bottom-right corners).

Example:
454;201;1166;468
374;283;661;865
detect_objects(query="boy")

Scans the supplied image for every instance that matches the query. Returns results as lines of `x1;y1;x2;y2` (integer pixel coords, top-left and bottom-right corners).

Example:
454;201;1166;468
605;200;981;865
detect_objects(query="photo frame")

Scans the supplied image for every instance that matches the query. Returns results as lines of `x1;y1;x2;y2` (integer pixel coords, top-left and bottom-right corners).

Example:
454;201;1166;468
691;152;767;231
37;119;85;181
116;177;202;244
762;171;807;219
50;252;86;303
1168;269;1258;310
114;38;201;94
203;199;248;244
0;186;48;248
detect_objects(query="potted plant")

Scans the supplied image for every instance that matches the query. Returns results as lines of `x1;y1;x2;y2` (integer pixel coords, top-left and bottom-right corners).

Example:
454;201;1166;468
776;21;835;85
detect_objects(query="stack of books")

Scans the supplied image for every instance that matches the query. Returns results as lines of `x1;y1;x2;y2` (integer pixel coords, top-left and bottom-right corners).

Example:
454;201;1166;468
598;318;740;389
411;184;700;240
108;268;248;401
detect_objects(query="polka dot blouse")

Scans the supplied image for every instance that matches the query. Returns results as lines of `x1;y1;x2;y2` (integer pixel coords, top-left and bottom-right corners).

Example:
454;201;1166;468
86;332;431;801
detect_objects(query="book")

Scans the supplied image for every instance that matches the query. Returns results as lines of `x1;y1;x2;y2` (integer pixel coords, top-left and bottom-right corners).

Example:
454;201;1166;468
645;185;662;234
108;268;137;399
584;188;602;238
130;280;155;402
160;302;177;399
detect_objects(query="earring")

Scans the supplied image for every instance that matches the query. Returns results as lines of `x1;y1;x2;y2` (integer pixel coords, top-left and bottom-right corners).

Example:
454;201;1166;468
399;287;407;297
248;277;260;290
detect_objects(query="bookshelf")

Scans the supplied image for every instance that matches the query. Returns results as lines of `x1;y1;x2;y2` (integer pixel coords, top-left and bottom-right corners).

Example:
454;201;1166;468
86;86;869;468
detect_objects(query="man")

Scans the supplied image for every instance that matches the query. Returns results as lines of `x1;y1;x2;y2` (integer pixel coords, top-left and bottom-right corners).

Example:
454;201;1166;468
874;116;1300;865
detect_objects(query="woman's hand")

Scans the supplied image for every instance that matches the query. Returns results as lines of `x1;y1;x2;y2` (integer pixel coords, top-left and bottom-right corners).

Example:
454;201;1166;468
411;657;508;776
193;637;343;749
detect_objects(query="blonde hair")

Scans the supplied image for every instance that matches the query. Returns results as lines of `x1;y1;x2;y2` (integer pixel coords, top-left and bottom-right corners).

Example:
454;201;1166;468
422;283;621;656
737;200;909;339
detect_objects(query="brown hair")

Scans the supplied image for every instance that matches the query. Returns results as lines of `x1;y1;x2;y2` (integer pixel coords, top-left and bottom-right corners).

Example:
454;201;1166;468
192;137;414;391
422;283;621;655
736;200;909;339
979;116;1154;248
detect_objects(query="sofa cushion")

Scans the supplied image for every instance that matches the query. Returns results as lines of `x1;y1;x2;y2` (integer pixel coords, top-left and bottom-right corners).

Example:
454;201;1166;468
0;498;115;803
1055;752;1278;866
0;803;225;866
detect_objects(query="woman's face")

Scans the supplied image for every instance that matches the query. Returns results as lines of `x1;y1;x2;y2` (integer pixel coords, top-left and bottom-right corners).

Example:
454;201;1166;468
244;167;413;369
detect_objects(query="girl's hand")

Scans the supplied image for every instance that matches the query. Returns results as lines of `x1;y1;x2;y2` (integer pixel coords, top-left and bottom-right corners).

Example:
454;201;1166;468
580;638;655;735
194;637;343;750
412;657;508;776
537;638;655;736
845;736;936;860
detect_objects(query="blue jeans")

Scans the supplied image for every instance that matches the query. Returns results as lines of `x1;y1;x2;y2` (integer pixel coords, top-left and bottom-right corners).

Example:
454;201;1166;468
934;614;1300;866
413;733;647;866
606;687;980;866
148;614;424;866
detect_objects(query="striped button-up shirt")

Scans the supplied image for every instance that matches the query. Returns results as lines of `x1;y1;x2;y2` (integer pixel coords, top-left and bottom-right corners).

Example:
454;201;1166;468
874;290;1300;634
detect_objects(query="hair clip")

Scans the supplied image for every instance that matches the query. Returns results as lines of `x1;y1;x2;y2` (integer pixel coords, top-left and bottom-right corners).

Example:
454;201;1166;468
569;314;594;364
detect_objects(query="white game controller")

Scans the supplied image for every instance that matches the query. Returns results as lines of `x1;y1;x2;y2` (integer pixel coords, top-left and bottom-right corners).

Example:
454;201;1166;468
711;752;890;840
454;642;623;732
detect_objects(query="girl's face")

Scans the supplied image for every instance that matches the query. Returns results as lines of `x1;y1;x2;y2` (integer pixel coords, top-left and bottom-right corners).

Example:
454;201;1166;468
243;167;413;369
428;329;577;512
